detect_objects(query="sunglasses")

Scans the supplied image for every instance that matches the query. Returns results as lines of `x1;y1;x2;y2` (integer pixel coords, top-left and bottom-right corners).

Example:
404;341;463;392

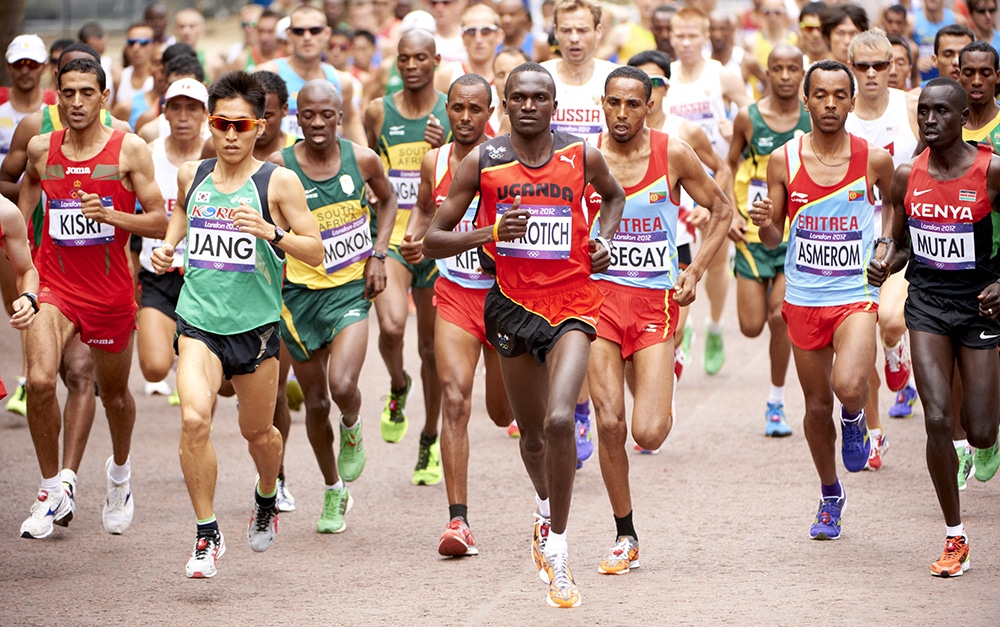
852;60;891;73
974;6;998;13
127;38;153;46
10;59;43;70
208;116;262;133
330;42;350;51
289;26;326;36
648;75;669;88
463;25;500;37
760;8;785;16
241;20;259;28
800;24;821;32
430;0;454;5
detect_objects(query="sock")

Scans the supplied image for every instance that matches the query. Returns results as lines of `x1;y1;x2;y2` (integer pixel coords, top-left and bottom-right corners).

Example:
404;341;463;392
60;468;77;487
841;406;862;422
109;457;130;484
256;482;278;509
821;480;843;498
196;516;219;533
707;318;723;335
535;494;550;519
391;374;409;395
40;474;61;494
17;375;25;386
946;523;966;539
870;429;882;442
545;530;568;556
883;338;902;352
954;439;971;453
768;385;784;405
614;510;637;540
574;401;589;423
907;372;916;388
449;503;468;524
420;432;437;446
341;414;358;430
325;480;344;491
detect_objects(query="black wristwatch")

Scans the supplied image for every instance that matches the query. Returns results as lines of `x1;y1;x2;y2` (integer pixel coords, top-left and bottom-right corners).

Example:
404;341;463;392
272;226;285;244
875;237;893;247
21;292;38;313
371;251;387;261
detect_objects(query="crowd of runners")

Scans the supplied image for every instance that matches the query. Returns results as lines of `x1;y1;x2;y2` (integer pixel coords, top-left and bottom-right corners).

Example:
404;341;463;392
2;0;1000;609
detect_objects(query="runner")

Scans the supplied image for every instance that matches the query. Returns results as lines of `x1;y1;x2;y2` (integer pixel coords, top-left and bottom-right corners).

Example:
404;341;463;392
423;62;625;608
749;60;895;540
18;58;169;539
589;66;731;574
727;44;809;437
0;194;38;337
150;71;322;577
268;80;396;532
868;77;1000;577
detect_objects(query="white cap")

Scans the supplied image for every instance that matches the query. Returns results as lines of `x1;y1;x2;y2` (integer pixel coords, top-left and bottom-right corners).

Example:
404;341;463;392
276;16;290;41
164;78;208;107
401;10;436;34
6;35;47;65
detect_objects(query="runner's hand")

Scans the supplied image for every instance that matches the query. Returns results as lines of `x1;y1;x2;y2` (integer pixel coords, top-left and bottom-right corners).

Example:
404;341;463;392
151;243;175;274
728;213;748;244
78;191;109;222
977;283;1000;319
232;204;274;240
748;197;772;227
400;232;423;264
425;114;446;148
9;295;36;330
589;238;611;274
674;269;697;307
689;206;710;229
496;196;528;241
364;254;387;300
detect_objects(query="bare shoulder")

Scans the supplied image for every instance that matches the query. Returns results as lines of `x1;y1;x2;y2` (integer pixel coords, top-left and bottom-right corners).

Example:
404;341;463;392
26;133;50;159
270;164;305;190
255;60;277;73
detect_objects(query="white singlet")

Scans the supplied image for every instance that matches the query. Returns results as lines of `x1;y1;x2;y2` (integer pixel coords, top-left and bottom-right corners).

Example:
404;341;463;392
116;66;153;107
667;58;731;158
541;58;618;144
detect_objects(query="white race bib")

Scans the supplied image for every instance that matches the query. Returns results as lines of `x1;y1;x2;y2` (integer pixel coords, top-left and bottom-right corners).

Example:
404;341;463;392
48;197;116;246
495;203;572;260
322;214;372;274
747;178;767;215
187;218;256;273
388;169;420;210
606;231;672;279
910;219;975;270
794;228;864;276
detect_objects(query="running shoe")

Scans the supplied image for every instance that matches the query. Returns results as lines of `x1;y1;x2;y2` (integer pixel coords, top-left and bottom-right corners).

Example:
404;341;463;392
841;411;871;473
102;456;134;535
597;535;640;575
809;492;846;540
144;379;171;396
338;416;366;482
506;420;520;438
6;382;26;416
545;552;581;608
380;372;411;443
56;469;76;527
316;487;353;534
680;322;694;365
883;339;911;392
865;433;888;471
704;324;724;375
286;376;304;412
930;535;970;577
673;345;687;382
186;529;226;578
888;384;918;418
973;431;1000;482
247;500;279;552
276;476;296;512
765;402;792;437
412;436;443;486
957;445;975;491
532;513;551;583
633;444;661;455
438;517;479;557
19;487;72;539
575;413;593;467
168;388;180;406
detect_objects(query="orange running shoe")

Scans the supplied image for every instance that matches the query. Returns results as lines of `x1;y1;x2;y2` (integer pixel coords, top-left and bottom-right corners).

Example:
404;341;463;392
597;535;640;574
506;421;520;438
545;552;581;608
931;535;970;577
438;517;479;556
532;513;551;583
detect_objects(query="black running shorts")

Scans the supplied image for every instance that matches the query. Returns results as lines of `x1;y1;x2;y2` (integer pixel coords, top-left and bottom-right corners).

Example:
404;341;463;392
484;284;596;366
175;317;280;379
905;287;1000;350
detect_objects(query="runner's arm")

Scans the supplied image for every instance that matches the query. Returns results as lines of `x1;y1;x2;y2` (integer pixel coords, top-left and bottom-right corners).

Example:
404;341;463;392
585;145;625;241
402;149;439;264
753;145;788;250
363;98;384;150
0;196;39;330
102;134;168;239
338;73;367;146
423;147;489;259
0;113;41;202
359;145;397;299
16;136;45;226
724;108;751;243
870;147;895;233
868;161;909;286
152;161;195;274
265;167;323;267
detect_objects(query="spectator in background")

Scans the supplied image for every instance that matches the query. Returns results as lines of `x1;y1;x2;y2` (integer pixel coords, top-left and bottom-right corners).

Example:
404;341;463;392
351;30;377;79
324;0;350;30
46;38;76;91
913;0;967;84
136;53;206;141
432;0;470;64
230;9;285;73
114;23;156;118
651;3;679;58
373;0;402;63
967;0;1000;51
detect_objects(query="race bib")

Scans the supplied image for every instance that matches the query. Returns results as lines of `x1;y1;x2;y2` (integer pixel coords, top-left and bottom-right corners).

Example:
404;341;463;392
48;197;115;246
794;228;864;276
495;203;572;260
747;178;767;215
444;248;485;281
322;214;372;274
606;231;672;279
187;218;256;272
909;219;975;270
282;109;302;140
140;236;185;271
388;169;420;210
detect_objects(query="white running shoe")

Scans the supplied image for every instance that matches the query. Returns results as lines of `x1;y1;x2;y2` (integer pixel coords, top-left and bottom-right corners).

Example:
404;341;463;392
144;379;172;396
247;500;279;552
276;477;296;512
56;468;77;527
20;488;72;539
185;529;226;578
102;456;134;535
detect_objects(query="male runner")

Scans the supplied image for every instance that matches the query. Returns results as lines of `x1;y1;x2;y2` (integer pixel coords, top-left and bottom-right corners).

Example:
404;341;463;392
869;78;1000;577
423;63;625;608
749;60;895;540
0;194;38;333
151;71;322;577
589;66;731;574
364;29;450;481
931;25;975;84
913;0;966;84
269;80;396;533
727;44;809;437
18;58;168;539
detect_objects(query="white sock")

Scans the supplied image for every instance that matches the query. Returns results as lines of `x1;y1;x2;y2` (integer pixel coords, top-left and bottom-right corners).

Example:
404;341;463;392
768;385;784;405
40;475;61;493
60;468;77;487
883;338;902;352
870;428;882;441
706;318;723;335
907;372;916;387
326;480;344;491
545;530;567;556
946;523;966;539
535;494;550;519
954;439;971;453
340;414;358;430
109;457;130;484
17;375;25;386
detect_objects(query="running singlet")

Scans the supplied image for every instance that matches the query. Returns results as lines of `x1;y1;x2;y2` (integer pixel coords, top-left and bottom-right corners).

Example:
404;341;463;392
845;89;918;171
37;129;137;312
667;59;731;157
41;104;113;132
477;131;600;325
618;23;656;65
376;92;450;246
586;129;679;290
139;137;185;272
0;88;55;156
904;143;1000;295
282;139;375;288
913;9;956;84
734;101;810;243
783;134;878;307
542;58;617;144
963;109;1000;154
432;144;492;290
175;159;285;335
273;58;342;139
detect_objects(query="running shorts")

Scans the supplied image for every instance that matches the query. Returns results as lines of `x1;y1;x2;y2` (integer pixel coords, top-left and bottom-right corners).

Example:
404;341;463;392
905;287;1000;350
279;279;371;362
388;246;439;289
596;281;678;360
782;301;878;351
139;268;183;320
39;285;136;353
735;241;786;281
175;316;280;379
435;276;490;347
677;243;691;269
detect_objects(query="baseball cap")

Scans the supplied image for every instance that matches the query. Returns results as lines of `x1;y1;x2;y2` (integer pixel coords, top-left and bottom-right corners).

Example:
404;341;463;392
276;16;290;41
6;35;48;65
401;10;437;34
164;78;208;107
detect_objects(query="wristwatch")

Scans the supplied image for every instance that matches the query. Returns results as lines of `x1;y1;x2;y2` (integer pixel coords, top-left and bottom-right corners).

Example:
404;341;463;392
875;237;893;247
594;236;615;253
371;251;387;261
21;292;38;313
272;226;285;244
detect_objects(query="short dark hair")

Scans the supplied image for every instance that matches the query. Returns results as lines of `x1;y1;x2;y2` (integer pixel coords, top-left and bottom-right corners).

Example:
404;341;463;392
968;0;998;12
255;71;289;108
888;35;912;65
57;43;101;68
923;76;969;109
606;65;653;100
165;55;205;82
504;62;555;99
259;9;281;22
331;27;354;39
820;4;868;43
799;1;826;22
627;49;672;79
353;29;376;46
934;24;975;56
208;71;267;118
50;38;77;57
884;4;907;18
804;59;854;98
496;46;530;63
162;43;198;67
959;40;1000;71
58;57;107;92
448;73;493;106
78;22;105;43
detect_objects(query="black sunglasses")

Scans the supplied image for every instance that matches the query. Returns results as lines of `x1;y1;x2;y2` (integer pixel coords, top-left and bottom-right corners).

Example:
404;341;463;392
289;26;326;36
127;38;153;46
852;60;890;73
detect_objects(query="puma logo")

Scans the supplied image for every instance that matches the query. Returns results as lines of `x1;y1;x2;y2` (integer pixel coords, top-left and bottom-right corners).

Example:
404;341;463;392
560;154;577;168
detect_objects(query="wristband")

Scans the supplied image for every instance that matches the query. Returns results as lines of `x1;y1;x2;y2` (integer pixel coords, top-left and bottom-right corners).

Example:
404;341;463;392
21;292;38;313
371;251;387;261
875;237;893;247
493;219;501;242
594;236;614;253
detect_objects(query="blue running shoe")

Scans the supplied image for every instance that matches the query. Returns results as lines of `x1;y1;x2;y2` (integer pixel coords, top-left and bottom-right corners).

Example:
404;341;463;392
841;410;871;472
575;413;593;467
810;492;845;540
765;402;792;437
888;384;918;418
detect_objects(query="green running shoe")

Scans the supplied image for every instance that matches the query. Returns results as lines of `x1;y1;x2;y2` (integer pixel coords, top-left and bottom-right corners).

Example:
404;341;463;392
412;434;442;486
286;377;304;412
316;487;353;534
704;326;725;375
338;417;367;482
6;382;26;416
957;445;975;491
380;372;411;443
974;431;1000;482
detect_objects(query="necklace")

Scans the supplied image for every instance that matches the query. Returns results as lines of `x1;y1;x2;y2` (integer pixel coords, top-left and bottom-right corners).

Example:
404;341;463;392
810;135;850;168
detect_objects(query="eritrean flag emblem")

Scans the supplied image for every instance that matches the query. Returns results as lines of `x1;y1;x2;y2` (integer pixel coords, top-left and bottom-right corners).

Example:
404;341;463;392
847;190;865;202
959;189;977;202
649;191;667;204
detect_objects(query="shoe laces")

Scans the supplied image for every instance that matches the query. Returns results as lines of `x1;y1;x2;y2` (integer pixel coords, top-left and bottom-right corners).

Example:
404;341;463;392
193;531;219;558
252;504;277;533
842;417;865;450
323;490;346;517
534;515;550;552
415;442;431;471
610;536;633;558
548;552;573;590
885;342;904;372
106;482;130;510
818;497;842;523
940;536;967;561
